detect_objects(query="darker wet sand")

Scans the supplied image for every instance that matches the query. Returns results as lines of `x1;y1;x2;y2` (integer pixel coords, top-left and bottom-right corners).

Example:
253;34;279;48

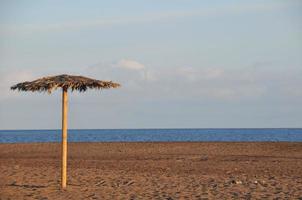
0;142;302;199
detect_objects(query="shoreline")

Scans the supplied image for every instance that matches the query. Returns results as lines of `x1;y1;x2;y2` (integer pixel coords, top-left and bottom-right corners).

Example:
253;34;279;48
1;141;302;145
1;142;302;199
1;141;302;143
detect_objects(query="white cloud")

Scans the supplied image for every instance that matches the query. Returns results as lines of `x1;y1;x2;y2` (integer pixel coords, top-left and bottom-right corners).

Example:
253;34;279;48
177;67;225;81
0;69;35;99
110;58;300;100
1;60;301;102
144;70;157;81
116;59;145;70
203;68;224;79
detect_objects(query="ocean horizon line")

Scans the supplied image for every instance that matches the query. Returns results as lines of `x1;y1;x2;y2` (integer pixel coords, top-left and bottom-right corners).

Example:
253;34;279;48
1;127;302;131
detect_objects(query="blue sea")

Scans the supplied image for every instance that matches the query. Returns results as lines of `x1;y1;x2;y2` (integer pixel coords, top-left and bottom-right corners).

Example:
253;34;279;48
0;129;302;143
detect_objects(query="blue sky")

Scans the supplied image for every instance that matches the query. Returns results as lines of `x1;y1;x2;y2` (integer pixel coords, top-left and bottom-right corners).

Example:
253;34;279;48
0;0;301;129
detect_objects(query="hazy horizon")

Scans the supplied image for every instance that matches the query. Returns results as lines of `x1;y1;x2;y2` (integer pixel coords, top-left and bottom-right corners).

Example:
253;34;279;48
1;1;301;129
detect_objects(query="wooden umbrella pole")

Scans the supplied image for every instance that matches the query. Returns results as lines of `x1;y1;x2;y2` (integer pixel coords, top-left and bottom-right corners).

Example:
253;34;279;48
61;88;68;189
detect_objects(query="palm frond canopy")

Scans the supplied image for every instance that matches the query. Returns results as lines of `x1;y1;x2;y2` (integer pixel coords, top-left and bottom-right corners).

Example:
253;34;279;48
10;74;121;93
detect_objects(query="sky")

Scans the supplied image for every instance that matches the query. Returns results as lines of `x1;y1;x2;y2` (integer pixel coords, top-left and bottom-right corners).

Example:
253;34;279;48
0;0;301;129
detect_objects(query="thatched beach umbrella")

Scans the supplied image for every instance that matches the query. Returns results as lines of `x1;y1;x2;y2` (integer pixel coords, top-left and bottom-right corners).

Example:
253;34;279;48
11;74;120;189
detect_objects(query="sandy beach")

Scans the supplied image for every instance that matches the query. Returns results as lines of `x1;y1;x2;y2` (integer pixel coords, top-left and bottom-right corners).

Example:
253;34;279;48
0;142;302;199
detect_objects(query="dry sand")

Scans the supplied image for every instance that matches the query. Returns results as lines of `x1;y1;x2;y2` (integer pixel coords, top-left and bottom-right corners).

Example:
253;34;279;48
0;142;302;199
